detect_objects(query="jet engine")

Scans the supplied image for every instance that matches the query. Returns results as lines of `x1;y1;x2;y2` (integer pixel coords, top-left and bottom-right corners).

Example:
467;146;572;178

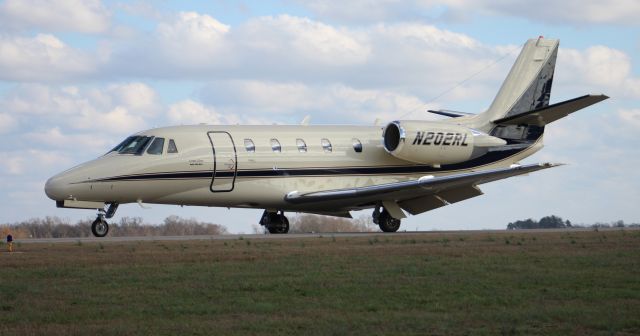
382;121;507;167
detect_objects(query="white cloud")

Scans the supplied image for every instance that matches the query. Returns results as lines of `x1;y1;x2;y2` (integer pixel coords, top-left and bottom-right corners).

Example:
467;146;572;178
1;155;24;175
200;81;430;124
77;106;147;134
295;0;640;26
0;150;72;175
238;15;371;66
299;0;419;23
115;13;371;79
0;34;96;81
558;46;640;99
618;109;640;129
474;0;640;26
167;100;229;125
110;14;505;105
0;83;161;135
0;113;16;133
155;12;230;66
0;0;111;33
105;83;159;116
24;127;111;151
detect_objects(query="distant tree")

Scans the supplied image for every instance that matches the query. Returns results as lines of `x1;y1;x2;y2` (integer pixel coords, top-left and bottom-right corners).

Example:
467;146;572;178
539;215;566;229
289;214;376;233
507;216;568;230
591;222;611;229
507;218;537;230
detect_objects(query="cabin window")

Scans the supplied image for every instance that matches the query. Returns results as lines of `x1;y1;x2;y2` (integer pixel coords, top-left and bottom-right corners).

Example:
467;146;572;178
352;138;363;153
244;139;255;153
146;137;165;155
296;139;307;153
271;139;282;153
167;139;179;153
321;138;332;153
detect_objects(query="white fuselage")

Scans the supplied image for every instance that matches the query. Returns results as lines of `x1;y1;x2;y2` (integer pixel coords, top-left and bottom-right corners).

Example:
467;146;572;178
45;124;543;214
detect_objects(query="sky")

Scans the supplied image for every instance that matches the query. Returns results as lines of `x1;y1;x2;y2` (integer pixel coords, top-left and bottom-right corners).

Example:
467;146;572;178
0;0;639;233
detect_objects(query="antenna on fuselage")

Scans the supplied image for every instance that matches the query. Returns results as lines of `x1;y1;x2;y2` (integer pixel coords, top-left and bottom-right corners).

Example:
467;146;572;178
397;43;524;120
301;115;311;125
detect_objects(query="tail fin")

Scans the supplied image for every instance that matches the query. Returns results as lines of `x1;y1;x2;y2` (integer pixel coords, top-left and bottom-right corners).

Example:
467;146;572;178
473;37;558;132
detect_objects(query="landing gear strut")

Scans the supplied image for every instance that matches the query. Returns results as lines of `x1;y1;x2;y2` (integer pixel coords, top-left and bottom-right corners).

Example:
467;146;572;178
91;203;118;237
260;210;289;234
373;205;401;233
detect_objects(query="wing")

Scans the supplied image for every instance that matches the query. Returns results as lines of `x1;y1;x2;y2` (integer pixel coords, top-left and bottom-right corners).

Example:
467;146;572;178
285;163;560;216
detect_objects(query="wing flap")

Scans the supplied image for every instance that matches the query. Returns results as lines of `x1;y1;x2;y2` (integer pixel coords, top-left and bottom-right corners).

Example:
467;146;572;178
398;185;483;215
493;94;608;126
285;163;560;206
438;185;484;203
398;195;446;215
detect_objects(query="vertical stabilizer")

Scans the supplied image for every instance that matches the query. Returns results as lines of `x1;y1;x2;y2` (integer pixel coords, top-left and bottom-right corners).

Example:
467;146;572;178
473;37;558;132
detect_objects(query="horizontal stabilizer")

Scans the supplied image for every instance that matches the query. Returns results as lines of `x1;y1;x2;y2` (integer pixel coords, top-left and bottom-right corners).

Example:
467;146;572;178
493;94;608;126
427;109;475;118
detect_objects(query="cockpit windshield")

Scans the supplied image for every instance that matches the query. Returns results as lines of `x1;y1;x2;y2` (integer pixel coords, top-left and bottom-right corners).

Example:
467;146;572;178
109;136;154;155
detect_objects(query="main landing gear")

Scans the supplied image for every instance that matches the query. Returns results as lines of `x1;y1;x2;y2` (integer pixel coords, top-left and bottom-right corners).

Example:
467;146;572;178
372;205;401;233
92;203;118;237
260;210;289;234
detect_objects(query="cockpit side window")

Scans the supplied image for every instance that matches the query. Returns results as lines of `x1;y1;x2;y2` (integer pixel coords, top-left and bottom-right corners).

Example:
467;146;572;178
109;136;135;153
147;137;165;155
167;139;179;154
118;136;153;155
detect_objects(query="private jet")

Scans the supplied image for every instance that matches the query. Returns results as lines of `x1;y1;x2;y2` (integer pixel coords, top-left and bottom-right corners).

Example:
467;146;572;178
45;37;608;237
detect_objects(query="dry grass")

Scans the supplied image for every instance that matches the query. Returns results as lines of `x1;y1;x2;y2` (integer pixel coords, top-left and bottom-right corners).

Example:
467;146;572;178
1;230;639;335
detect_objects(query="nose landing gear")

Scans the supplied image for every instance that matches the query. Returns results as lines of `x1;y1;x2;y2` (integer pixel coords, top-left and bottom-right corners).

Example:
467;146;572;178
259;210;289;234
91;203;118;237
91;215;109;237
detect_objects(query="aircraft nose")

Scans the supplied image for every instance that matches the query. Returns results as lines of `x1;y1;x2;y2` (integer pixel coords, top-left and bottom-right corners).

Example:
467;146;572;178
44;175;69;201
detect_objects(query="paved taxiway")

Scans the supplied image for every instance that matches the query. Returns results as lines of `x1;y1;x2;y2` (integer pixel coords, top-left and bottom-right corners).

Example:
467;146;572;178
15;227;634;244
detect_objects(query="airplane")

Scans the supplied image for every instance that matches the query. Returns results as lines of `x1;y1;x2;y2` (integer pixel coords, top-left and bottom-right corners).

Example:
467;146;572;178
44;37;608;237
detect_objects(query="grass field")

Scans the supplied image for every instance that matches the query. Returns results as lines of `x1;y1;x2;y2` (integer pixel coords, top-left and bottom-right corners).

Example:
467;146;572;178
1;230;639;335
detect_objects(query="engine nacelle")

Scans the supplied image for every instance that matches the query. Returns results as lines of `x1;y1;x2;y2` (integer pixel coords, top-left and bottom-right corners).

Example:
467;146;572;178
382;121;506;166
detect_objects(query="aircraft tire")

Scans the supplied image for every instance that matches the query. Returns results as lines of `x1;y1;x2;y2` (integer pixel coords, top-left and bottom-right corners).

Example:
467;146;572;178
91;217;109;237
267;214;289;234
378;210;401;233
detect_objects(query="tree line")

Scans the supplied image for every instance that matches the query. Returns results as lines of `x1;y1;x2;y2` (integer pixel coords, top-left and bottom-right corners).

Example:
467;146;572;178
2;214;637;239
507;215;639;230
1;214;376;239
1;216;227;239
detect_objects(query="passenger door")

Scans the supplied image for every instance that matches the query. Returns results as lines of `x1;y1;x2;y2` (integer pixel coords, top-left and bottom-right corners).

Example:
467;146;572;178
207;131;237;192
